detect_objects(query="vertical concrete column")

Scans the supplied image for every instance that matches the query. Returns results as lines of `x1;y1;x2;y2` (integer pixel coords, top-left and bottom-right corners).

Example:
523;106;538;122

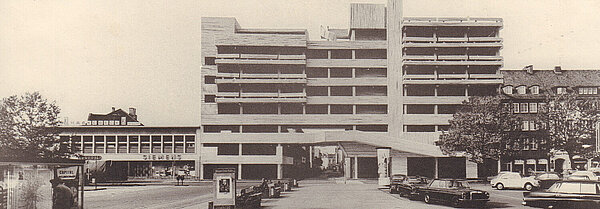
343;158;351;178
434;157;439;179
353;156;358;179
387;0;404;138
238;164;243;180
239;144;243;156
277;164;283;179
92;135;96;153
103;135;107;153
138;135;142;153
161;135;164;153
198;162;204;179
127;135;130;153
309;146;313;168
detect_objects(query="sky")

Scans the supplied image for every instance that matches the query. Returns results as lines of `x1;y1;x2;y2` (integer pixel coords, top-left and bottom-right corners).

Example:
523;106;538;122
1;0;600;125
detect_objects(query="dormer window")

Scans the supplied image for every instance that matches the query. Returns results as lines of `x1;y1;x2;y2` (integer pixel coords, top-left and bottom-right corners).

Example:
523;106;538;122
502;86;513;94
578;87;598;95
530;86;540;95
516;86;527;94
556;87;567;94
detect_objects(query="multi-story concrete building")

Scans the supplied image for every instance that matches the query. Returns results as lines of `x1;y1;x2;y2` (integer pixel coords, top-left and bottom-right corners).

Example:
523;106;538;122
200;1;504;179
500;67;600;175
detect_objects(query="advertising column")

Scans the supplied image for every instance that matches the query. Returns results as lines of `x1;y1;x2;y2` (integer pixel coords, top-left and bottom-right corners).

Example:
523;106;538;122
377;147;392;186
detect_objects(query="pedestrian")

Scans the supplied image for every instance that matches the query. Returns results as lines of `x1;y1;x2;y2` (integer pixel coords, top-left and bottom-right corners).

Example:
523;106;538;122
51;179;73;209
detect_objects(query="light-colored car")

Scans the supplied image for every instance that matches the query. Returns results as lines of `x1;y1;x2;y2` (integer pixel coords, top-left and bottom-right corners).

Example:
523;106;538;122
490;172;539;191
568;171;600;181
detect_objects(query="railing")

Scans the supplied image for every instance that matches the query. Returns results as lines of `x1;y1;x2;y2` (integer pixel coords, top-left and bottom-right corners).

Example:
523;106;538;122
403;73;503;80
402;17;502;24
216;53;306;60
403;55;502;61
403;36;502;43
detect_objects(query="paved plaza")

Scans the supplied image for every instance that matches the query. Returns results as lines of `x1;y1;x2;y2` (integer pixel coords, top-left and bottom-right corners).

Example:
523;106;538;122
84;179;528;208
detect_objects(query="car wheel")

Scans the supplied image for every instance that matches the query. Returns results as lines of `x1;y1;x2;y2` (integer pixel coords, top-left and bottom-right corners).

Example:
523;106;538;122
524;183;534;191
390;188;396;194
424;194;431;204
496;183;505;190
451;197;461;207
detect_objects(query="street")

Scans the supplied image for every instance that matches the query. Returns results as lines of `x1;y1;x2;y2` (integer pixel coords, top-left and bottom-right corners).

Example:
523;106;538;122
83;180;532;209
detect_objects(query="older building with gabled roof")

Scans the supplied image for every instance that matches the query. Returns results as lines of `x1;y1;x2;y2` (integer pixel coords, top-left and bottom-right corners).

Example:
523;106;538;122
500;67;600;175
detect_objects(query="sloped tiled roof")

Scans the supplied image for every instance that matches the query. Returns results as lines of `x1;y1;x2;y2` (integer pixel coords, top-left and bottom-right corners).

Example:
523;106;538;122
87;109;140;124
501;69;600;89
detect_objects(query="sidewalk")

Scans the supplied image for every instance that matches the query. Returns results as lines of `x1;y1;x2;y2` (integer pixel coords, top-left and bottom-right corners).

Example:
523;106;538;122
259;179;449;209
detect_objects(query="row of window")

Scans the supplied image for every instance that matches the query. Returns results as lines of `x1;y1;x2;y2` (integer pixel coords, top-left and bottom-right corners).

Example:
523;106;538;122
216;103;387;114
203;125;388;133
511;102;543;114
62;135;195;154
502;85;539;95
203;143;278;156
306;49;387;59
503;85;600;95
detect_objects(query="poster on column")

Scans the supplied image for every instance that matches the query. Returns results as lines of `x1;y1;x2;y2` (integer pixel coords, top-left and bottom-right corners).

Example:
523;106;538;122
377;147;391;186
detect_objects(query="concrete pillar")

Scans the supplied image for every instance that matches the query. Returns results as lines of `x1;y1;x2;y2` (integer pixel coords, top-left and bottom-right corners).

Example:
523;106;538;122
238;164;242;180
309;146;313;168
277;164;282;179
344;158;351;178
199;163;204;179
353;156;358;179
434;157;439;179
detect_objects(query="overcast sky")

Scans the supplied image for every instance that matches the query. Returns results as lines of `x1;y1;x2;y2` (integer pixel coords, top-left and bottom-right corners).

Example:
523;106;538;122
1;0;600;125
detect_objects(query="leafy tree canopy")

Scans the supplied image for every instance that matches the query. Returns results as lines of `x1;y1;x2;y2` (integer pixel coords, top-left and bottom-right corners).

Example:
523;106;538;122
438;95;522;163
538;92;600;161
0;92;71;160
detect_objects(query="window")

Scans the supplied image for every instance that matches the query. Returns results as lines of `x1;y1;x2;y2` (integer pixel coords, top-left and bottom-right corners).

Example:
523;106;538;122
578;87;598;95
520;103;529;113
330;105;353;114
530;139;538;150
516;86;527;94
205;76;216;84
307;86;328;96
205;57;216;65
330;86;353;96
513;103;520;113
502;86;513;94
557;87;567;94
522;121;530;131
405;125;436;132
530;86;540;95
529;121;537;131
529;103;538;113
205;95;216;103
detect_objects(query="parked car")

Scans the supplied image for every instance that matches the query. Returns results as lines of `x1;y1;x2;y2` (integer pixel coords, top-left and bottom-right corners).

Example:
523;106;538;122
396;176;429;198
389;174;407;194
523;180;600;208
534;172;561;190
491;172;539;191
417;179;489;207
486;171;512;182
568;171;600;181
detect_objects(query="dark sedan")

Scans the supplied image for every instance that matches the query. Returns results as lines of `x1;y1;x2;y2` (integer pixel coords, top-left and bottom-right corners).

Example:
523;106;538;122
418;179;489;207
523;180;600;208
396;176;429;198
389;174;407;194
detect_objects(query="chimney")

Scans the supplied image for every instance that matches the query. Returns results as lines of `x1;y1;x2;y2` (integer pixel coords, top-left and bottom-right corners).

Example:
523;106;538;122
112;106;116;112
523;65;534;74
128;107;137;120
554;66;563;74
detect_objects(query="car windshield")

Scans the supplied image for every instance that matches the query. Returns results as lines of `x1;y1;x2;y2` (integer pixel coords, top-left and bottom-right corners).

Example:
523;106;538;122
450;181;470;188
407;178;426;184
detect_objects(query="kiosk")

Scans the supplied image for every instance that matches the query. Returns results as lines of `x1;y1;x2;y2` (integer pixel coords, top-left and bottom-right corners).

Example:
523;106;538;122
213;168;236;209
0;158;85;209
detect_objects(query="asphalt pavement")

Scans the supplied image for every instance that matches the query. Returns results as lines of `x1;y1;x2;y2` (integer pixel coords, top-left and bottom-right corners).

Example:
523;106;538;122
83;179;532;209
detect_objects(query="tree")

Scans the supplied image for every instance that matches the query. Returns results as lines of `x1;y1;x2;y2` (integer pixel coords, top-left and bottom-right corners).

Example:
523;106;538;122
538;92;600;168
0;92;71;159
438;95;522;163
